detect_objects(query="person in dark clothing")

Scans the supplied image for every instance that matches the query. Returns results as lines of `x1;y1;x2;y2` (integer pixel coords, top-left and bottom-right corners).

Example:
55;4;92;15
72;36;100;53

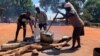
14;12;34;41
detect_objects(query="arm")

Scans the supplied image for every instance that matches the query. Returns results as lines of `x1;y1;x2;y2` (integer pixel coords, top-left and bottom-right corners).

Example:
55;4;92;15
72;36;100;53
29;20;34;33
29;16;34;33
17;16;21;23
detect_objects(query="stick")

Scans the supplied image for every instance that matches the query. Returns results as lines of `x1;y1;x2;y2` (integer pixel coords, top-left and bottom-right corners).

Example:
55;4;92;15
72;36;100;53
46;12;59;32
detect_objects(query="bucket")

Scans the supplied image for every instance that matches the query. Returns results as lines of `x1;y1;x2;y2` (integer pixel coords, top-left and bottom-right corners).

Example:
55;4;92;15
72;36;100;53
93;48;100;56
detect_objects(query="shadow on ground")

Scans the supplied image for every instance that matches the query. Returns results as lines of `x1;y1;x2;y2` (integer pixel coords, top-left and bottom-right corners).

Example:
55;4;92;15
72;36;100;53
42;47;79;55
7;37;34;44
6;37;79;56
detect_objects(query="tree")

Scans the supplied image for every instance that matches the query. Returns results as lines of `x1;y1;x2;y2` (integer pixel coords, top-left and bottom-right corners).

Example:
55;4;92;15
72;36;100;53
39;0;60;12
0;0;35;19
39;0;100;23
83;0;100;23
39;0;85;24
39;0;86;12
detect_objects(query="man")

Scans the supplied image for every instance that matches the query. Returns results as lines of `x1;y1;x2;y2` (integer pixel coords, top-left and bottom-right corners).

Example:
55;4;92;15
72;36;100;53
57;1;84;49
35;7;48;31
14;11;34;41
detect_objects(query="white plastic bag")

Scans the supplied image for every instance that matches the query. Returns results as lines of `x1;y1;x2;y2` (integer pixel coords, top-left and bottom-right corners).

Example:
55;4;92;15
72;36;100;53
34;27;41;42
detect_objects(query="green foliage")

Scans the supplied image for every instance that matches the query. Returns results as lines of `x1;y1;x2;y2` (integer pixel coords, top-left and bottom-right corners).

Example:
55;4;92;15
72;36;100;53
84;0;100;23
39;0;60;12
39;0;85;13
81;9;93;21
0;0;35;19
39;0;100;23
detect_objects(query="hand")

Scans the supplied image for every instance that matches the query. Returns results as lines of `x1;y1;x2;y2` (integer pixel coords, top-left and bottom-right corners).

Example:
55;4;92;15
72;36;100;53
32;31;34;34
34;25;36;28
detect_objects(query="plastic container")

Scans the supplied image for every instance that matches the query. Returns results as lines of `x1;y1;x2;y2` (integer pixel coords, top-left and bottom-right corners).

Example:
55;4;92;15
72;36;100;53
93;48;100;56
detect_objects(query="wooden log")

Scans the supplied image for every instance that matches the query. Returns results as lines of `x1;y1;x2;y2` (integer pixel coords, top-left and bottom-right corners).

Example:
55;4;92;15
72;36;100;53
0;43;21;51
0;42;29;51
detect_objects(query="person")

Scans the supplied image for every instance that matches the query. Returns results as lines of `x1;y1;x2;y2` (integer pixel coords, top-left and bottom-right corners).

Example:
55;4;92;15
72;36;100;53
35;7;48;31
14;11;34;42
57;0;84;49
0;36;71;56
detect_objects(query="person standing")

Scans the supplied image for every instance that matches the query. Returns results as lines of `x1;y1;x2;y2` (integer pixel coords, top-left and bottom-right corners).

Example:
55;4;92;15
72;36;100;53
14;12;34;41
57;0;84;49
35;7;48;31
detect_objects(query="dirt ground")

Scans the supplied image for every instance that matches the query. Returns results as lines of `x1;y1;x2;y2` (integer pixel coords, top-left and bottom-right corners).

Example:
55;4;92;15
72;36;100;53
0;23;100;56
